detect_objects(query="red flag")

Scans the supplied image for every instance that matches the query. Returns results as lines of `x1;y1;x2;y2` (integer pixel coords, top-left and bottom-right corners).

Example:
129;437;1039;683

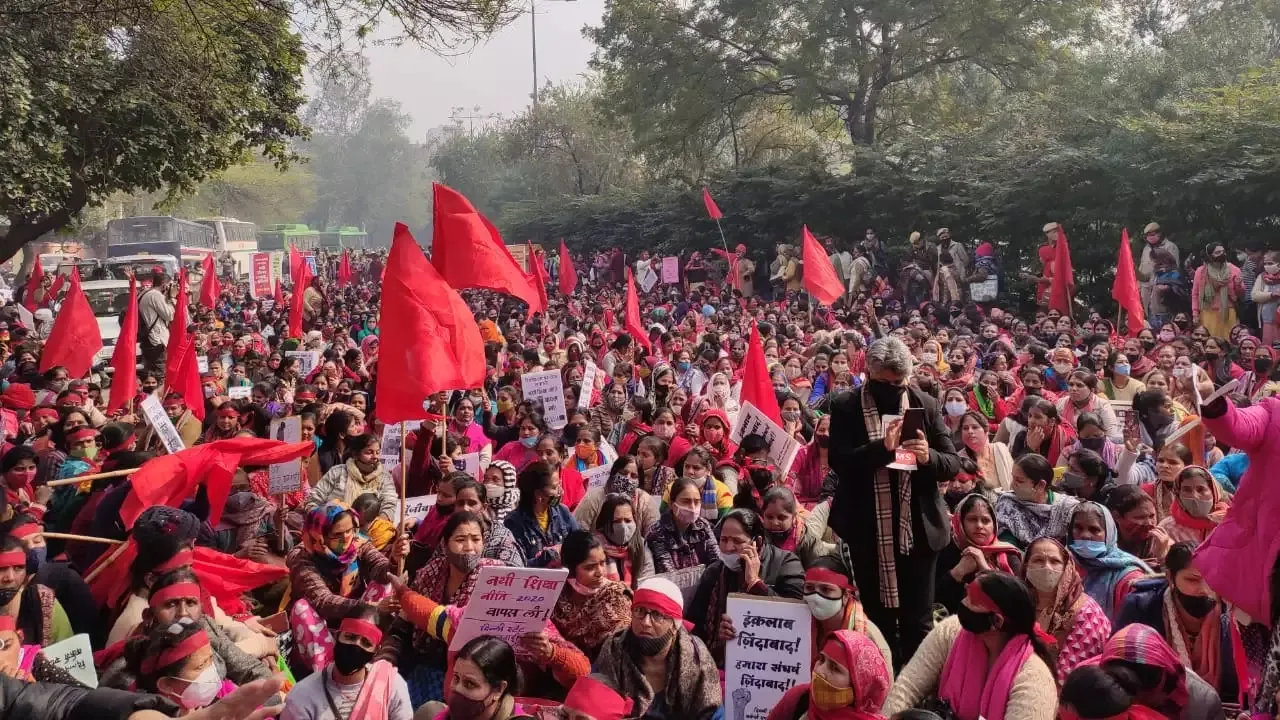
801;225;845;307
431;182;543;312
702;187;723;221
624;268;651;350
198;254;220;310
164;268;190;381
88;542;288;611
107;277;139;412
1112;228;1146;331
377;223;487;424
273;278;284;307
38;269;102;379
1049;226;1076;316
558;239;577;296
22;256;44;312
288;244;304;286
169;334;205;422
46;273;66;304
712;247;742;291
289;261;312;339
741;322;783;427
525;243;550;316
337;250;354;288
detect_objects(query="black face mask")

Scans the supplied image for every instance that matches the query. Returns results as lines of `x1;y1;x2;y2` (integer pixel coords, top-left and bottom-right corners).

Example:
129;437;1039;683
956;604;997;634
436;503;455;516
626;629;672;657
1255;358;1273;374
867;379;902;409
1141;340;1156;351
1177;590;1217;619
815;436;830;448
0;587;19;607
766;528;791;545
332;640;374;674
1080;437;1106;452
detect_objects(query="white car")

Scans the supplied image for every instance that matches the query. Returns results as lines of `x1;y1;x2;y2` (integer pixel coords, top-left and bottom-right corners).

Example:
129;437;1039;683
81;279;137;367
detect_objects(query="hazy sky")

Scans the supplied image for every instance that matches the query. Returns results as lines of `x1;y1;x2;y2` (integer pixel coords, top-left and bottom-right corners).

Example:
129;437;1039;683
365;0;608;139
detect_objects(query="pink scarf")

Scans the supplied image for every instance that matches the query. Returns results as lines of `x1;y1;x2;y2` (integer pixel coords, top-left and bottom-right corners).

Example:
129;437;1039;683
938;630;1033;720
350;660;396;720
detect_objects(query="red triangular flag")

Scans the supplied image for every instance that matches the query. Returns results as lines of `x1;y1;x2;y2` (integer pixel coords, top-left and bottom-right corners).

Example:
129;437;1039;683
198;254;220;310
377;223;487;423
273;278;284;307
431;182;543;312
1049;226;1076;316
525;242;549;317
1112;228;1146;332
87;541;287;612
702;187;723;221
558;239;577;296
107;277;139;412
337;250;354;288
801;226;845;307
288;244;304;286
38;269;103;379
22;256;44;312
164;268;190;381
289;261;312;339
741;322;783;427
624;268;651;350
170;333;205;422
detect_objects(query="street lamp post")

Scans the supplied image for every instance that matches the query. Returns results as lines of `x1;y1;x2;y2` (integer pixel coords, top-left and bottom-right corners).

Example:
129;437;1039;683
530;0;575;107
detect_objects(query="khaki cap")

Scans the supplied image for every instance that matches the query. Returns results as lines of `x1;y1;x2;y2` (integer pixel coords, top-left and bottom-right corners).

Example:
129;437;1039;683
1143;222;1161;234
936;227;950;238
1043;222;1060;234
909;231;921;243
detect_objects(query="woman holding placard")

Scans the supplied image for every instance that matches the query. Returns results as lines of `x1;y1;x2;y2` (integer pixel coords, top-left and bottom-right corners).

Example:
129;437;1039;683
766;630;892;720
551;530;633;659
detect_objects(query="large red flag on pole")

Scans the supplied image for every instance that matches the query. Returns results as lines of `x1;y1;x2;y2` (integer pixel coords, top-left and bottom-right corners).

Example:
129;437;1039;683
170;334;205;422
624;269;651;351
164;268;190;378
377;223;487;424
38;269;102;379
526;242;550;315
1112;228;1145;332
431;182;543;312
337;250;354;288
558;239;577;296
289;261;312;339
288;244;304;286
198;254;220;310
701;187;723;220
107;276;139;411
1048;226;1076;316
740;322;783;427
22;256;44;312
801;226;845;307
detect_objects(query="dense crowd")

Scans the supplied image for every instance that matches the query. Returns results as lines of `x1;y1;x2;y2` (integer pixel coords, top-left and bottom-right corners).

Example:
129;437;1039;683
0;219;1276;720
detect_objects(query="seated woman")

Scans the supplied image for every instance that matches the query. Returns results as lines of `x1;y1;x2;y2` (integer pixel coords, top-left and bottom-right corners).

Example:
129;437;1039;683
574;455;658;536
490;413;545;471
592;493;654;588
1146;442;1192;522
688;508;804;659
1058;412;1124;471
616;396;655;456
281;605;412;720
661;446;732;519
503;461;581;567
427;637;535;720
538;433;587;511
212;489;284;558
645;476;721;573
1093;623;1225;720
415;471;467;551
994;454;1079;550
6;515;100;645
936;493;1022;614
1;447;48;521
1010;396;1076;462
1115;542;1240;703
1066;501;1151;619
551;530;633;660
286;500;403;673
635;436;677;502
651;407;692;470
483;460;520;526
766;630;891;720
1059;665;1162;720
958;411;1014;495
593;577;722;720
132;619;235;713
1107;485;1174;566
787;415;832;505
450;477;524;567
1019;537;1110;683
1056;370;1124;442
802;556;893;675
967;370;1012;434
882;571;1058;720
1157;466;1230;546
759;487;828;567
0;535;70;648
306;433;398;521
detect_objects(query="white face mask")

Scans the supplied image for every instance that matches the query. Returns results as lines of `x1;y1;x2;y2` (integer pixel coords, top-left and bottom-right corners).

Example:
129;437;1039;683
608;521;636;545
1173;367;1191;378
721;552;741;571
175;663;223;709
1181;496;1214;518
944;400;967;417
804;592;844;621
922;352;938;364
1025;567;1063;594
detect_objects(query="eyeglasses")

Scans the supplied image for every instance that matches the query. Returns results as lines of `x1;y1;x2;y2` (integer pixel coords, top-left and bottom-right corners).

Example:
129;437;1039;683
631;607;673;625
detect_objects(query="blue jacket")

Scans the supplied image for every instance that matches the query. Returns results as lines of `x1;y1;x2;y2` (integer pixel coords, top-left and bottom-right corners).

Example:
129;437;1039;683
503;503;580;568
1209;452;1249;494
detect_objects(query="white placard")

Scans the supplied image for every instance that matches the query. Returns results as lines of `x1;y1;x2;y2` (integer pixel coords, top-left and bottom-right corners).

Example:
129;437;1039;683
197;356;209;374
578;360;600;410
140;394;185;454
729;401;802;475
450;566;568;651
14;304;33;332
582;465;611;489
41;634;97;688
381;422;406;471
521;369;567;430
453;452;482;479
638;266;659;293
388;494;437;526
269;416;302;444
227;386;251;400
268;459;302;495
725;594;811;720
286;350;321;377
1202;378;1240;407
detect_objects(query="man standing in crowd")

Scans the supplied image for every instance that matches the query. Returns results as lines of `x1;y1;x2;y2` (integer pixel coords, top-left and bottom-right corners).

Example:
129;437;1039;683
138;269;175;374
1137;221;1180;320
935;227;968;280
827;336;962;664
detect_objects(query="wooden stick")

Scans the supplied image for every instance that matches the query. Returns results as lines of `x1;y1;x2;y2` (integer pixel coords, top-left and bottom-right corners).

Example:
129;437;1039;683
398;420;407;574
45;467;139;487
40;532;124;545
84;541;130;583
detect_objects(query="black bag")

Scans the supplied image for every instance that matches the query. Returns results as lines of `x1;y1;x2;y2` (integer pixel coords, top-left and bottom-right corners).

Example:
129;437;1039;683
914;697;959;720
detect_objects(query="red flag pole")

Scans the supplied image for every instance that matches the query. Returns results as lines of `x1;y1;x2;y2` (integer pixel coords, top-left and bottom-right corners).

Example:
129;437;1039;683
398;419;407;574
713;218;730;255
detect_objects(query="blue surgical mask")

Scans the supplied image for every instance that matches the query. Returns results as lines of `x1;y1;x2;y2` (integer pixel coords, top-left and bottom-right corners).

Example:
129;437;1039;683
1071;540;1108;559
1114;363;1131;377
677;361;691;372
520;435;538;449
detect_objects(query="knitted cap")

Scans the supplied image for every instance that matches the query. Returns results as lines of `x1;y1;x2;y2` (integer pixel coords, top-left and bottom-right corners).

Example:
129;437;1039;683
634;577;684;621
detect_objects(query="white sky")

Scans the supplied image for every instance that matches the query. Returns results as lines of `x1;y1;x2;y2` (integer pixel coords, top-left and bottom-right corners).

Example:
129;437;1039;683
365;0;607;139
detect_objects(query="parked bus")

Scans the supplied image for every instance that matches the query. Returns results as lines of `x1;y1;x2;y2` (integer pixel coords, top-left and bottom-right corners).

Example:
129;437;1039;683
257;224;319;252
105;216;215;271
317;226;368;250
195;217;258;252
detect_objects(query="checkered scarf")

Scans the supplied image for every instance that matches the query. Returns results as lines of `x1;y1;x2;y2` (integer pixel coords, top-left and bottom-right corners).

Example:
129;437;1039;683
861;385;913;608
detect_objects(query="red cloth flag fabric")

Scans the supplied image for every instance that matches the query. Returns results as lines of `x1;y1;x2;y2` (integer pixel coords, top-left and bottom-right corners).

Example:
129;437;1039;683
1112;228;1146;332
288;244;304;286
741;322;783;427
624;269;651;350
1049;226;1076;316
526;242;550;316
107;277;139;412
702;187;723;221
712;247;743;291
88;542;288;612
801;225;845;307
38;269;102;379
164;268;190;377
22;256;44;312
337;250;354;288
289;261;312;339
46;273;66;307
431;182;543;312
198;254;220;310
169;334;205;422
273;277;284;307
558;240;577;296
376;223;487;424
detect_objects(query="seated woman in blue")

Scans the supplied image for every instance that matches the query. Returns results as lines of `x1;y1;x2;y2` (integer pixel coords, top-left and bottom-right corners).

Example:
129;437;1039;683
503;460;581;567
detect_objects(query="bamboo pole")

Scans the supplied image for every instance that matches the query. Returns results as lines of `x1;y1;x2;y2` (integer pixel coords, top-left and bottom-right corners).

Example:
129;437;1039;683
398;420;407;574
84;541;130;583
45;467;138;487
41;532;124;545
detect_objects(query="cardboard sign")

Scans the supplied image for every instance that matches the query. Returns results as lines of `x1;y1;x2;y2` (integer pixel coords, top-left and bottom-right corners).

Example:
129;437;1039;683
450;566;568;651
304;255;318;275
250;253;271;298
521;369;567;429
578;360;600;410
286;350;320;377
268;459;302;495
661;256;680;283
140;394;185;454
269;416;302;444
582;465;611;489
389;494;437;526
227;386;251;400
638;266;659;293
729;401;802;475
41;634;97;688
453;452;482;479
381;422;407;472
197;356;209;374
724;594;811;720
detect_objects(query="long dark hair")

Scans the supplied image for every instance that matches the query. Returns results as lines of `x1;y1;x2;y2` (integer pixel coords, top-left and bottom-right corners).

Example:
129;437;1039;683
560;529;603;575
454;635;521;698
516;461;556;514
973;571;1057;682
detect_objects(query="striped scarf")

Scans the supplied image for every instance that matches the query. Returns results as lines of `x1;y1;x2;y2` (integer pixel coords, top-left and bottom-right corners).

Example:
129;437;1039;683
860;385;912;608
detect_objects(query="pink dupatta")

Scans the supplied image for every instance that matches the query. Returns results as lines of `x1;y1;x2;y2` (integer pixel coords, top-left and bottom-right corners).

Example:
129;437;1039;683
350;660;397;720
938;630;1033;720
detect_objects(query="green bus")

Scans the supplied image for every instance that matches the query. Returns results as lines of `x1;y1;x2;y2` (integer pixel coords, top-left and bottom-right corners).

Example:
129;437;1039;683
257;224;319;252
317;226;368;250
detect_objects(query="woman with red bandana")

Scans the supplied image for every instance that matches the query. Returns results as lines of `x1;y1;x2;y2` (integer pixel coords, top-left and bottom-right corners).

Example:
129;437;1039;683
695;408;736;466
0;447;46;521
202;404;245;443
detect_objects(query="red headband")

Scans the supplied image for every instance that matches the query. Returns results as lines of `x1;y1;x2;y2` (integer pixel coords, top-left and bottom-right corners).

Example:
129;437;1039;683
0;616;15;633
0;551;25;569
295;391;316;401
215;405;240;418
633;588;682;622
68;428;99;442
563;674;634;720
8;524;40;540
140;629;210;675
965;580;999;614
32;408;58;421
805;567;854;592
149;582;201;609
154;549;194;574
338;618;383;645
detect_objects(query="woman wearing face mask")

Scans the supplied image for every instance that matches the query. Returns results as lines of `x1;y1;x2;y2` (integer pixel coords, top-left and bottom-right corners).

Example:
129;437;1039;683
0;446;45;518
766;629;892;720
1106;485;1172;566
995;454;1079;550
940;387;968;439
589;382;628;441
503;461;581;568
632;435;677;501
483;386;522;451
575;456;659;539
134;620;234;713
1010;397;1076;463
789;415;834;505
759;487;827;567
649;408;692;469
1058;412;1123;470
957;411;1013;495
1191;242;1244;339
1251;250;1280;346
449;397;493;462
691;372;740;428
591;493;655;589
1145;442;1191;522
1104;350;1148;403
1115;543;1239;702
882;571;1058;720
413;471;467;553
0;534;71;648
1067;502;1151;618
551;530;633;660
481;461;520;528
778;394;811;443
646;476;721;573
694;408;738;468
672;348;708;397
661;446;732;521
490;414;545;472
282;606;412;720
1199;337;1243;390
308;433;398;523
431;636;535;720
1093;623;1224;720
616;396;655;456
966;370;1011;434
1236;344;1279;402
936;493;1022;614
1155;466;1229;546
800;557;893;674
1045;347;1077;394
